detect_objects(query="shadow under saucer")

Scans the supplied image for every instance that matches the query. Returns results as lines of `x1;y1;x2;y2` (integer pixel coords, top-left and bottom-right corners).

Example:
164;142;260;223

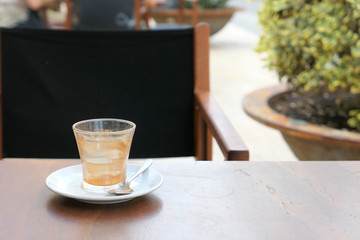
46;193;163;222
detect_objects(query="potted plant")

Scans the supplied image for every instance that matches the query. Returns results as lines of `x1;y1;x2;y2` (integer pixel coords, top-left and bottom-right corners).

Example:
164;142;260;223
151;0;243;35
243;0;360;160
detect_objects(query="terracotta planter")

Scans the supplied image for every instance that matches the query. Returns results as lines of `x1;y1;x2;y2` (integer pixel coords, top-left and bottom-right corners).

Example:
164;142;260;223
151;8;242;35
243;85;360;160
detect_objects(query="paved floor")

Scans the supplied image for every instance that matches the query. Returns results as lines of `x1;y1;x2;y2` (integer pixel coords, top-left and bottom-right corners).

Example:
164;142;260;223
209;6;298;161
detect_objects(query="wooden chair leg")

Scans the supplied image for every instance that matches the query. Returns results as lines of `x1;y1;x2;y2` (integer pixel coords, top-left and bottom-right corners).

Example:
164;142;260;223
65;0;72;29
191;0;198;25
195;104;203;160
195;105;212;160
178;0;185;24
134;0;142;29
206;127;212;160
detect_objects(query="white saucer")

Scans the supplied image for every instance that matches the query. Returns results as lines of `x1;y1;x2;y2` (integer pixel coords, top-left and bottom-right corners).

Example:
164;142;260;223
46;163;163;204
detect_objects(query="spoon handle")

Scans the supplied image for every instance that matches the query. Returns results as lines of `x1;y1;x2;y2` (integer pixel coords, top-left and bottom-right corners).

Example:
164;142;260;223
128;159;153;183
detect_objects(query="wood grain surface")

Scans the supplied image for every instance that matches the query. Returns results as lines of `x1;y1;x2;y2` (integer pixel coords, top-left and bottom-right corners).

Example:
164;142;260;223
1;159;360;240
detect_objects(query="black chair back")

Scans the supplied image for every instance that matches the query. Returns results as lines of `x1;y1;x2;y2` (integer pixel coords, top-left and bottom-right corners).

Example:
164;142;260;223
0;28;195;158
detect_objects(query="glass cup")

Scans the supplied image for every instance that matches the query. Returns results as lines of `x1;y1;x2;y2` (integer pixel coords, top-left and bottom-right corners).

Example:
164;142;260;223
73;119;136;193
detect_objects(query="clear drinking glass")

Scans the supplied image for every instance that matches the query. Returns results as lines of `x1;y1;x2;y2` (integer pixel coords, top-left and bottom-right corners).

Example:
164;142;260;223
73;119;136;193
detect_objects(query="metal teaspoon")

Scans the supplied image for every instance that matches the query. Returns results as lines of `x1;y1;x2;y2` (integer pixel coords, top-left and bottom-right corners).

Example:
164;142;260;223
108;159;153;195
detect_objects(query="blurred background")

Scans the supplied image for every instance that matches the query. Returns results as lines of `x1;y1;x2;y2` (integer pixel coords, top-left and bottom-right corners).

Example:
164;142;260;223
209;0;298;160
0;0;301;161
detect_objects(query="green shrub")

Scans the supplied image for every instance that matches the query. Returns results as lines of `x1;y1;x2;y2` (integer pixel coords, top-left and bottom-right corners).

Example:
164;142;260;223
256;0;360;131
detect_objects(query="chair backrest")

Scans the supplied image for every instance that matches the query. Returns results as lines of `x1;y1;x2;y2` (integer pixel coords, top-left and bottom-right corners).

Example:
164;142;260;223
76;0;135;30
0;26;201;159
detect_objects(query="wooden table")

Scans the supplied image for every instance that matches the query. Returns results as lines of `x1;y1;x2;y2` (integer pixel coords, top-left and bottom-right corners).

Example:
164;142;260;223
1;159;360;239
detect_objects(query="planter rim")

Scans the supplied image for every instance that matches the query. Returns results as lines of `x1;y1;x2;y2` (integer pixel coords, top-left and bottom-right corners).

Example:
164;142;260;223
152;7;243;17
243;84;360;146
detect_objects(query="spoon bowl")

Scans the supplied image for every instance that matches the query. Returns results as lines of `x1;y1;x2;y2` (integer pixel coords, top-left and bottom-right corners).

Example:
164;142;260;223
108;159;153;195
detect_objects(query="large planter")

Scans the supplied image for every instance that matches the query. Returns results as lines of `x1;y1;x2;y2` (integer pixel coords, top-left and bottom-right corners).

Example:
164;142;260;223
151;8;242;35
243;85;360;160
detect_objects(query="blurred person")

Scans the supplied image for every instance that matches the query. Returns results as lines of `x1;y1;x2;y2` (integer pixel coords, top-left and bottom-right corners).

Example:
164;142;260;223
0;0;56;28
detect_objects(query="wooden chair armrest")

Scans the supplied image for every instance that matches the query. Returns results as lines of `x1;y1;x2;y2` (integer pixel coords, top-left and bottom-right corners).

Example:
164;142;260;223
195;91;249;160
